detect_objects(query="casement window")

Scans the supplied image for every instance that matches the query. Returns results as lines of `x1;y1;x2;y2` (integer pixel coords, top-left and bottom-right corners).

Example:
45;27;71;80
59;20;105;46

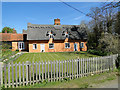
49;34;53;38
49;43;54;49
33;44;37;49
65;43;70;48
80;43;84;48
18;42;24;50
65;33;69;38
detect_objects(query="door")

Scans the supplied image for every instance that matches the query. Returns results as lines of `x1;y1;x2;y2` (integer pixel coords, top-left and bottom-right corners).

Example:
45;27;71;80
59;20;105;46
40;44;45;52
74;43;77;51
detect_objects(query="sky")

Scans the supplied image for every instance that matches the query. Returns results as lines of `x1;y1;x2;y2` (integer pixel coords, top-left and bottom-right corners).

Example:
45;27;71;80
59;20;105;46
2;2;104;33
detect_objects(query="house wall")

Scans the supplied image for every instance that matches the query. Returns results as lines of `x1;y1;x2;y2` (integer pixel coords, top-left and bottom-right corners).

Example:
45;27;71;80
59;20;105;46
28;40;87;52
12;42;18;51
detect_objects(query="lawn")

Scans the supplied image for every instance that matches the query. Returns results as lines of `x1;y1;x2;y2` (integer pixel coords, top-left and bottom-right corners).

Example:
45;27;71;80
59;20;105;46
14;51;98;63
3;51;99;87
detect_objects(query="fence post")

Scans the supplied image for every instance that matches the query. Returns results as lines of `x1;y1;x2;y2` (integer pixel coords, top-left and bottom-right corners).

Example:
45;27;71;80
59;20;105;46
26;61;30;85
48;61;49;82
8;63;10;88
50;61;52;82
39;61;41;82
0;62;4;88
53;61;55;82
69;60;71;80
59;60;60;81
4;64;7;88
62;60;63;81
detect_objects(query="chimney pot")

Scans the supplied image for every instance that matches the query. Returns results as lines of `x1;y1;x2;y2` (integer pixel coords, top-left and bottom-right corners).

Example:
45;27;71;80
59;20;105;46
54;18;60;25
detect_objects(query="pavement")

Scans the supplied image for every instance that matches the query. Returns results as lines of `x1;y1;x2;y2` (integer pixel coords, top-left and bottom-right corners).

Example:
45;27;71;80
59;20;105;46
91;76;120;89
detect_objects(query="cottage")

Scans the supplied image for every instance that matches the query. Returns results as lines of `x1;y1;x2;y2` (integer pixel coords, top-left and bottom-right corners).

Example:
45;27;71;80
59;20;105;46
1;18;88;52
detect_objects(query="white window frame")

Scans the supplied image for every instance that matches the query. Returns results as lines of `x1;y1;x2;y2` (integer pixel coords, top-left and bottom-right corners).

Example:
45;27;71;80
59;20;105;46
65;43;70;48
65;33;69;38
49;34;53;38
18;42;25;50
49;43;54;49
33;44;37;50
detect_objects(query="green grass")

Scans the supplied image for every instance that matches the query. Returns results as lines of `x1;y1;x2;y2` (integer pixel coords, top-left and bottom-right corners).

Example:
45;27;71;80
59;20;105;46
17;71;117;88
14;51;98;63
0;49;18;60
3;51;99;85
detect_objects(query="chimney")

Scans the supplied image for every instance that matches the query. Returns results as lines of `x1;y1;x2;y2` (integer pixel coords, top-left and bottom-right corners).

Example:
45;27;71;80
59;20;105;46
5;30;7;33
54;18;60;25
13;28;16;33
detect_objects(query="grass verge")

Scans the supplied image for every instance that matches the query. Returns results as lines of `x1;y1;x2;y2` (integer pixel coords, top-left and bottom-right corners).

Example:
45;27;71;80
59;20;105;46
17;70;118;88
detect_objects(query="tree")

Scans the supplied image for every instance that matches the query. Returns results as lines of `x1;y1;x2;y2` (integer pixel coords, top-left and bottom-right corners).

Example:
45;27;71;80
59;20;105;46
2;27;13;33
114;11;120;35
98;33;119;54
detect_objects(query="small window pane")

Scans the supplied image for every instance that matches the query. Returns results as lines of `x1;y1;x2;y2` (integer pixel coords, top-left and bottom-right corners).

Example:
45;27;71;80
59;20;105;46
33;44;37;49
65;43;70;48
49;43;54;49
80;43;84;48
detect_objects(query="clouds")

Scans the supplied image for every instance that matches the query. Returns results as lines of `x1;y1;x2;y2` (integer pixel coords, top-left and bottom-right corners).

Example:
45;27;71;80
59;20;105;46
73;16;83;20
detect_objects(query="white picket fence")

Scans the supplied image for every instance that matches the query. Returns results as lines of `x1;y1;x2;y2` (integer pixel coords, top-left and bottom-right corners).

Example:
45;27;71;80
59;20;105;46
0;54;118;88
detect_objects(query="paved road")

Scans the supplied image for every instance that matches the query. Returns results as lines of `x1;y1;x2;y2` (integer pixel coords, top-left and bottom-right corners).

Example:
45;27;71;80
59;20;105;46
91;76;120;89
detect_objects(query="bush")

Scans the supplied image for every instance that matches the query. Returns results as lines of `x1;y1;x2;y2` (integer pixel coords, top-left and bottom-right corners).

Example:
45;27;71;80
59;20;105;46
87;49;108;56
16;49;19;51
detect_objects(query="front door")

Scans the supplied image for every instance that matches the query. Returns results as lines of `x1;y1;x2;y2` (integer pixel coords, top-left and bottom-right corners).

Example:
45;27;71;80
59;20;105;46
40;44;45;52
74;43;77;51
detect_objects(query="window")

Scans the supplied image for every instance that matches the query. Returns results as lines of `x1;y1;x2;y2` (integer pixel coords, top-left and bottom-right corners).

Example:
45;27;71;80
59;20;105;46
33;44;37;49
49;43;54;49
49;34;53;38
18;42;24;50
65;43;70;48
65;32;69;38
49;33;53;38
80;43;84;48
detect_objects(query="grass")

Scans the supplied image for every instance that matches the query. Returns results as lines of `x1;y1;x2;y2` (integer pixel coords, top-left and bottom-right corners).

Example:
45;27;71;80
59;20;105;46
0;49;18;61
14;51;98;63
3;51;99;85
17;71;117;88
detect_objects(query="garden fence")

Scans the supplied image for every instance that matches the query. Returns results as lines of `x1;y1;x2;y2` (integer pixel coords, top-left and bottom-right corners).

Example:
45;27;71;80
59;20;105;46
0;54;118;88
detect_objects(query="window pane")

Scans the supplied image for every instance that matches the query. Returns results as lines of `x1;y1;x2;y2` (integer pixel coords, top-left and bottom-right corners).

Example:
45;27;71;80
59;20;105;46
49;43;54;49
20;43;21;48
33;44;37;49
65;43;70;48
80;43;84;48
68;43;70;48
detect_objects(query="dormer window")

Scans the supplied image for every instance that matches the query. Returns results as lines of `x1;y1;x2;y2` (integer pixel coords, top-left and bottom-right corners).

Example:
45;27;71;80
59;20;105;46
65;32;69;38
49;34;53;38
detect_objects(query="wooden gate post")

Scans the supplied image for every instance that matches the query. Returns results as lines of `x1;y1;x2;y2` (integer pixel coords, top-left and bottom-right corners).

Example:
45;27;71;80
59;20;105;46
0;62;4;87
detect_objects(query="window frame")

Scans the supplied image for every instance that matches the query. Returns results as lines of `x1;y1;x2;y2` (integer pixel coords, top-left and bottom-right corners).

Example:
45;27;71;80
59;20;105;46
80;42;84;48
65;43;70;48
49;43;54;49
18;42;25;50
33;44;37;50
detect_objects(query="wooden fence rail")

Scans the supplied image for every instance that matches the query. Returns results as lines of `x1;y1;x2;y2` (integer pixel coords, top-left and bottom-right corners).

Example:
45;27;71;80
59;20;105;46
0;54;118;88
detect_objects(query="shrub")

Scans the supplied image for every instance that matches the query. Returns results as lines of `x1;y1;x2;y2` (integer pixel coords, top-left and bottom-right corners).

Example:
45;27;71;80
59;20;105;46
87;49;108;56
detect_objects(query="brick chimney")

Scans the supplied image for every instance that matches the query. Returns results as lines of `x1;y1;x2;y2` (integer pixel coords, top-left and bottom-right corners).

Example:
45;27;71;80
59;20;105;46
5;30;7;33
13;28;16;33
54;18;60;25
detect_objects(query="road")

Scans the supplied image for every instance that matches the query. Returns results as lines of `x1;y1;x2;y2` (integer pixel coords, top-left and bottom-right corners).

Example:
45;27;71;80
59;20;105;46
91;76;120;89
